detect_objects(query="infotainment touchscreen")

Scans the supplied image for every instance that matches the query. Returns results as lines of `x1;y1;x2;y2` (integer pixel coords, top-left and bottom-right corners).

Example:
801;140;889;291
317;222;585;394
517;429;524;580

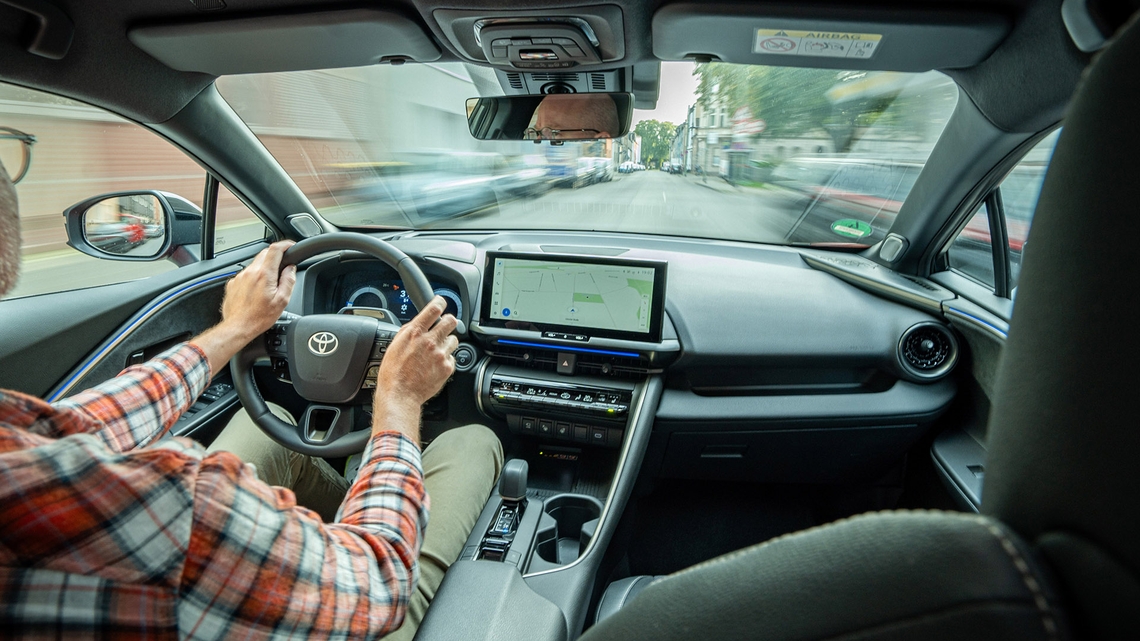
480;252;667;342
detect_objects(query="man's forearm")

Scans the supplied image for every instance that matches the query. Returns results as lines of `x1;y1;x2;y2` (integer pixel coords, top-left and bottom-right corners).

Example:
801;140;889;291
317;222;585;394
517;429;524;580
51;343;210;451
190;321;259;378
371;397;422;444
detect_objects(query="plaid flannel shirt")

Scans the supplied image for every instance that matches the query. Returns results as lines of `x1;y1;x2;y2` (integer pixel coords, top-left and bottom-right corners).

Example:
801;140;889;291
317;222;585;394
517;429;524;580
0;343;429;639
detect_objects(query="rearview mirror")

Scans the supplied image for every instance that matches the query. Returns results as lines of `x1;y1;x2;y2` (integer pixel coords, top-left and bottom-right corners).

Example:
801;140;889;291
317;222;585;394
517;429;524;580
63;191;201;263
466;93;633;142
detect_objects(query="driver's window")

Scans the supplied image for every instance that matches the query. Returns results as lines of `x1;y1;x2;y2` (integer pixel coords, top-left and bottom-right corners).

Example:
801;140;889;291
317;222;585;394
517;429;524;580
1;81;205;298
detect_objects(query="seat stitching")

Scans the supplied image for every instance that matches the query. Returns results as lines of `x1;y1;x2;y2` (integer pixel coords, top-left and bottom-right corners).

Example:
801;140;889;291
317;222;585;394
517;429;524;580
812;598;1051;641
597;577;641;624
596;585;613;624
616;577;641;609
971;515;1059;641
665;509;959;583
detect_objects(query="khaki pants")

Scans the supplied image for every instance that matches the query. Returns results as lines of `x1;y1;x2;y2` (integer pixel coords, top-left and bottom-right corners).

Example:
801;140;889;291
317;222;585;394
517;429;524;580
208;405;504;640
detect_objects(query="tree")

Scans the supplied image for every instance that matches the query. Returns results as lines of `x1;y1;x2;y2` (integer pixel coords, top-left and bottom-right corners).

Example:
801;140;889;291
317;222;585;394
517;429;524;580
633;119;678;167
688;63;957;153
694;64;843;137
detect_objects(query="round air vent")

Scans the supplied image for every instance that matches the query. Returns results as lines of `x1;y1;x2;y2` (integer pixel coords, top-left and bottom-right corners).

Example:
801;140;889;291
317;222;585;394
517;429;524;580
898;322;958;380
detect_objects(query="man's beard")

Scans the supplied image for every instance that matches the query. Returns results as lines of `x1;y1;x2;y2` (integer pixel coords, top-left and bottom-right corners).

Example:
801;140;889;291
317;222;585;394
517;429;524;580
0;163;20;297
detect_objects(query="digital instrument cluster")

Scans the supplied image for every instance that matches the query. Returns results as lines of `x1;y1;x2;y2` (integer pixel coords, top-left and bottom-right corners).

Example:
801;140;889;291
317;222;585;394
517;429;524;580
338;273;462;323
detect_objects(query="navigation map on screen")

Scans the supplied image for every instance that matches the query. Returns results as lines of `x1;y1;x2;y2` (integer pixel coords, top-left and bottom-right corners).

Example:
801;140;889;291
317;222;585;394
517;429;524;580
488;257;656;334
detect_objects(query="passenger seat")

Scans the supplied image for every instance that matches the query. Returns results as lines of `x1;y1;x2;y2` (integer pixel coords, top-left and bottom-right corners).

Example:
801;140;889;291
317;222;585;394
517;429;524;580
595;576;663;624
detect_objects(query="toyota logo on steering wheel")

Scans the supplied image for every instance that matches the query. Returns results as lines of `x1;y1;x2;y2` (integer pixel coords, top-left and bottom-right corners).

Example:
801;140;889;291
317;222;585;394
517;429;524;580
308;331;339;356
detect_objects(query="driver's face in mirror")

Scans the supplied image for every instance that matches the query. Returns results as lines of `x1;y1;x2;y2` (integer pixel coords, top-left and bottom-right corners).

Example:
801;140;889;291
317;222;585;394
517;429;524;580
532;94;619;140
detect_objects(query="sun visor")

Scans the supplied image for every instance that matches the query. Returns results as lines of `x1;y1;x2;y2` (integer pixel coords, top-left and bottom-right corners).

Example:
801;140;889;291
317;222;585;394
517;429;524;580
129;9;441;75
652;3;1009;71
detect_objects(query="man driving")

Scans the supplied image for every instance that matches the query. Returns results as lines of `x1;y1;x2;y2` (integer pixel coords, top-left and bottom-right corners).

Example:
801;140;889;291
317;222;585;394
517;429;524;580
0;159;503;639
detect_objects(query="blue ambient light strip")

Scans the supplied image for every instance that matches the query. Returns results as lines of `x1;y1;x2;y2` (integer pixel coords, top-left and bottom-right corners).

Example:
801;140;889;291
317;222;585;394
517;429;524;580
495;339;640;359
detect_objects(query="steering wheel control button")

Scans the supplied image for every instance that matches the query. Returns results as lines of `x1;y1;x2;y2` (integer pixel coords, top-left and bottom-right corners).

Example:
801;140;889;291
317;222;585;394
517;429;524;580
363;365;380;389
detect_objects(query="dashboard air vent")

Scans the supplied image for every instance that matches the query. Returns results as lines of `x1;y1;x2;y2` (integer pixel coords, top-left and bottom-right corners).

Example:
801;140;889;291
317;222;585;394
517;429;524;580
532;73;581;82
487;344;650;380
901;275;941;292
590;73;607;90
505;73;524;90
898;323;958;380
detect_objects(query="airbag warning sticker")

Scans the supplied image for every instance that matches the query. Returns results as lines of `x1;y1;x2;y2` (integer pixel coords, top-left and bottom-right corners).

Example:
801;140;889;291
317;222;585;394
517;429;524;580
753;29;881;59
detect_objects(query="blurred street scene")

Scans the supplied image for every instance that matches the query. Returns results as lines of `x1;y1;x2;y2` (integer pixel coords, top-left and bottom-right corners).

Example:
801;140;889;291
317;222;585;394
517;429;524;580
3;60;1033;299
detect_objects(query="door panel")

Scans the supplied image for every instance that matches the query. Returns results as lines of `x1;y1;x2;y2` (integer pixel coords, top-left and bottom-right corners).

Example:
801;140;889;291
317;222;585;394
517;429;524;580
0;244;262;397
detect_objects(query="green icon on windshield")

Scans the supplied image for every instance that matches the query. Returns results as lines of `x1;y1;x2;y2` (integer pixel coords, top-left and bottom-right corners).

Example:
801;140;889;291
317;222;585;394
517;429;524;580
830;219;873;239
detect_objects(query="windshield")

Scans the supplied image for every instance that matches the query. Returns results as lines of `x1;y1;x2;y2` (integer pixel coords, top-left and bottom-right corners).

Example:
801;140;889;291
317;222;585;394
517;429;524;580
216;62;957;246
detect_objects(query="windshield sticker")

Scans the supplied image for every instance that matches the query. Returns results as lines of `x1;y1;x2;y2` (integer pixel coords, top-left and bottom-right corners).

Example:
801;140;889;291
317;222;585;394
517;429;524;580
830;219;874;239
753;29;882;59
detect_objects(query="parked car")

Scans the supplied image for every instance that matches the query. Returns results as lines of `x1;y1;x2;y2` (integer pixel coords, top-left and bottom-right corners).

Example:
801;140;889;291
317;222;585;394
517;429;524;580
573;157;600;188
85;222;145;254
495;154;551;198
768;157;924;245
585;157;613;183
338;151;502;224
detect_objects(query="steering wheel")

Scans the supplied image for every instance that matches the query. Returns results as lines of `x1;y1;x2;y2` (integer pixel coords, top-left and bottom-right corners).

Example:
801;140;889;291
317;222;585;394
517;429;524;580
231;232;453;457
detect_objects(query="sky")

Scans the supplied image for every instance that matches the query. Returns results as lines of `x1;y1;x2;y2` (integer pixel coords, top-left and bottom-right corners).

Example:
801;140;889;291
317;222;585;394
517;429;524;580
631;61;698;127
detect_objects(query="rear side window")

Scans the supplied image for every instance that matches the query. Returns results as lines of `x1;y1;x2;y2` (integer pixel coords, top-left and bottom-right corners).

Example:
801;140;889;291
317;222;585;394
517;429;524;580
946;130;1059;297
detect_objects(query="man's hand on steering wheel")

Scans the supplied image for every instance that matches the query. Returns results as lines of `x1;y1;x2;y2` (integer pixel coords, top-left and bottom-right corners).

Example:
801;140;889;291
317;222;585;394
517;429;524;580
192;241;297;376
229;232;459;456
222;241;298;339
372;297;458;444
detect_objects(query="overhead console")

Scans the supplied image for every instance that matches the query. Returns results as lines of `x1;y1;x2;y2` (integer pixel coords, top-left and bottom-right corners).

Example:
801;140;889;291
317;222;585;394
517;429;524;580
432;5;660;107
652;2;1010;71
434;5;625;69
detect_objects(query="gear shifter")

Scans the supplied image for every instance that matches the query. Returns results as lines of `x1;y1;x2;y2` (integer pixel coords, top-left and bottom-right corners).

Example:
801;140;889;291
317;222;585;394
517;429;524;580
478;459;528;561
498;458;528;502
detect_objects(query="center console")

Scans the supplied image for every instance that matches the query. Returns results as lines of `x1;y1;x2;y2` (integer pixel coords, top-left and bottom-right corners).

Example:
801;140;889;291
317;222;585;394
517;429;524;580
414;251;677;640
484;369;635;447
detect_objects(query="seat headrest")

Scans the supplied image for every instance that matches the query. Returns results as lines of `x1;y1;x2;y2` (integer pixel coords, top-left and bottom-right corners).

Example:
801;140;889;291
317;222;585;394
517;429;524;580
984;5;1140;583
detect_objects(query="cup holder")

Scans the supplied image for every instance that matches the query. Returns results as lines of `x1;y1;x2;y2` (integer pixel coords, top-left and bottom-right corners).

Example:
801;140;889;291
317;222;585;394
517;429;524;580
535;494;603;566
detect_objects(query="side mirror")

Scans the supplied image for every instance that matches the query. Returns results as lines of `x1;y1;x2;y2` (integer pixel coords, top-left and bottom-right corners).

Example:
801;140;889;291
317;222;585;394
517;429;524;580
64;191;201;264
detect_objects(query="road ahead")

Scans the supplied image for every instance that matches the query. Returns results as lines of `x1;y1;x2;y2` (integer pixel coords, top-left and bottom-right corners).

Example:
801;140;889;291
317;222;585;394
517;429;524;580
440;170;796;243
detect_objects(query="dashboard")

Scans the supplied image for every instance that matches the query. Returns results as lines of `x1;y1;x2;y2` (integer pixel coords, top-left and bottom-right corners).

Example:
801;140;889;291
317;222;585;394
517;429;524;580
291;230;962;485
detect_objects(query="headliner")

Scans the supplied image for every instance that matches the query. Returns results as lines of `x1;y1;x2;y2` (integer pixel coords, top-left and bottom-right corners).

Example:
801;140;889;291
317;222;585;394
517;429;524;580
0;0;1083;132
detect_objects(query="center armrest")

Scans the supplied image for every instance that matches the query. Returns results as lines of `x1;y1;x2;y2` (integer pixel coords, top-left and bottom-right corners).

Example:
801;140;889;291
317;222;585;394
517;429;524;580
414;560;567;641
